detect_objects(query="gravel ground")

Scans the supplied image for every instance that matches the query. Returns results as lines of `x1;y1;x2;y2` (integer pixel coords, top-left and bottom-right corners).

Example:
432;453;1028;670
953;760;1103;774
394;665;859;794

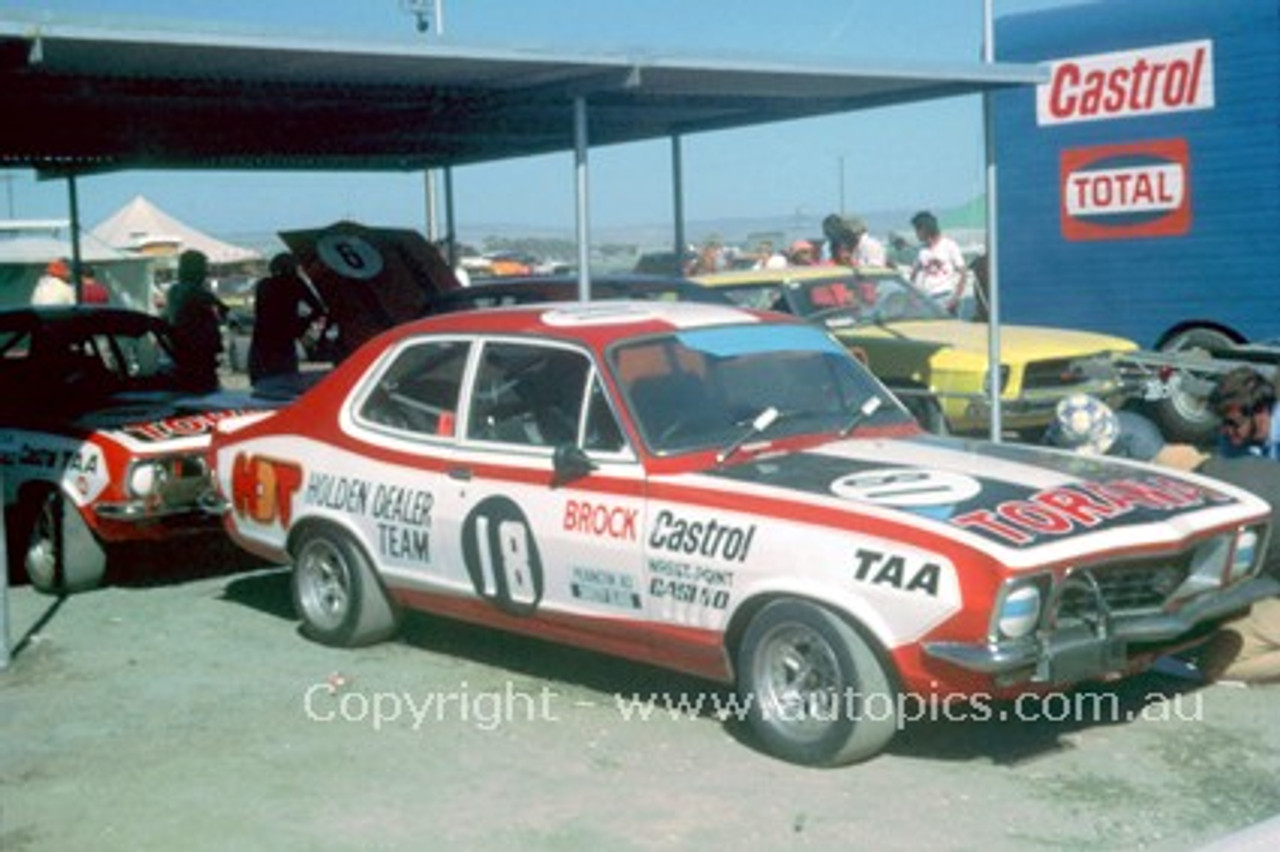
2;539;1279;852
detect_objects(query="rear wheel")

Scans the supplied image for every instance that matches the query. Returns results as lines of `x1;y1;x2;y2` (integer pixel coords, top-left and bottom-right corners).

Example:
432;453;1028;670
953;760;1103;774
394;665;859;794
23;488;107;595
291;526;400;647
736;599;899;766
1149;327;1237;444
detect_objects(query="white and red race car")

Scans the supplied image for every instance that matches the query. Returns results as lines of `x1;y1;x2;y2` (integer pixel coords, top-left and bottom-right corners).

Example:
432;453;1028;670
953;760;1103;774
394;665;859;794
1;307;260;593
210;301;1277;765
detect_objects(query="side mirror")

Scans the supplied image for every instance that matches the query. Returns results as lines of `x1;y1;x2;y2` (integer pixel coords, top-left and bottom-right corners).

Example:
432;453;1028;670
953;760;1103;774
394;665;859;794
552;443;596;486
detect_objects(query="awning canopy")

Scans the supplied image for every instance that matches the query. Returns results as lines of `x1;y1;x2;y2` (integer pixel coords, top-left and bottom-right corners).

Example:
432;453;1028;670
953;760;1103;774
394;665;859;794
0;17;1045;176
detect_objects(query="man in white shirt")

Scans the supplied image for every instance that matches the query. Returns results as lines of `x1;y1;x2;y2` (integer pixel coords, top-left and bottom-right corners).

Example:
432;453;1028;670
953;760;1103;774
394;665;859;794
909;210;967;315
31;258;76;306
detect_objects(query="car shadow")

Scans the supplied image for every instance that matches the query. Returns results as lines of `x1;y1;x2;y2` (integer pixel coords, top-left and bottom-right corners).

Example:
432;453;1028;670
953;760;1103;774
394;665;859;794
215;569;1211;767
109;537;274;589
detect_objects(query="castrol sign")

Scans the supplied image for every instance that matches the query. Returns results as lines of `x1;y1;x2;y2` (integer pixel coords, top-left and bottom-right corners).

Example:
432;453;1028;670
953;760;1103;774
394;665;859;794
1060;139;1191;240
1037;40;1214;126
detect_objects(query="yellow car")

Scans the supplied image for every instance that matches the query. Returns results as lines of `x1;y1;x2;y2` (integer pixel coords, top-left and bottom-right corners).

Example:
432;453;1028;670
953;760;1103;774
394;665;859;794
695;266;1139;436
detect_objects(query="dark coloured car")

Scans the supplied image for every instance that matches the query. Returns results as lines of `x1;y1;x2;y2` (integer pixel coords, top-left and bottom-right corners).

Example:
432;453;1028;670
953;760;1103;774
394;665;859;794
0;306;265;592
430;274;731;313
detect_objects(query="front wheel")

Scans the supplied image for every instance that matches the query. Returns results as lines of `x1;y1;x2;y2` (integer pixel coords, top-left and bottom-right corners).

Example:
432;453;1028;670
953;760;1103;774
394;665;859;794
23;488;106;594
736;599;899;766
291;526;400;647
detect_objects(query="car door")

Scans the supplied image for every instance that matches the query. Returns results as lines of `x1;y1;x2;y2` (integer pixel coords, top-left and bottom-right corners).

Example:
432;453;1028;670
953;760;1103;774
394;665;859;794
432;337;651;644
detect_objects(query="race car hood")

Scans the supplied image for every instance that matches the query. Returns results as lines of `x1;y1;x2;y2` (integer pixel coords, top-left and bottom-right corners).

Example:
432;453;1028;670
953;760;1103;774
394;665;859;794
279;221;463;359
65;389;269;452
694;434;1266;569
831;320;1140;361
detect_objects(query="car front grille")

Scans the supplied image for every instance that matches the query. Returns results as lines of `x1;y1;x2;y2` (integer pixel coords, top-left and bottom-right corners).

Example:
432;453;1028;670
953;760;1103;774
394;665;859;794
1057;555;1193;622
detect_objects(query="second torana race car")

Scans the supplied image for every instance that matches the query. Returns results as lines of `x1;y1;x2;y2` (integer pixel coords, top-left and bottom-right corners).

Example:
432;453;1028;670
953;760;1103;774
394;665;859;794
210;301;1276;765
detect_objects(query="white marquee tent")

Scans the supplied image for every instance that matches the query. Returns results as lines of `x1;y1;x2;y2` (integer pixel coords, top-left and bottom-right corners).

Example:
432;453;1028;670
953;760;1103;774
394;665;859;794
91;195;261;265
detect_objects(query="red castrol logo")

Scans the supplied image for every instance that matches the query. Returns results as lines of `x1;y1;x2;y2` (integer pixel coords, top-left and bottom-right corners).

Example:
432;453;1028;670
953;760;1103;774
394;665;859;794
1037;40;1214;126
1060;139;1191;241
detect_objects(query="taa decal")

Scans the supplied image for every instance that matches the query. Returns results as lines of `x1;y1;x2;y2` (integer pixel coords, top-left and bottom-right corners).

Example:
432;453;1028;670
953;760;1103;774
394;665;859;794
231;454;303;527
852;549;941;597
1060;139;1191;241
462;496;543;616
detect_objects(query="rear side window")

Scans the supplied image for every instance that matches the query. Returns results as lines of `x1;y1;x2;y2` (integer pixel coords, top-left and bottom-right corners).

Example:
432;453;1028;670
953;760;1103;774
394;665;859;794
358;339;470;437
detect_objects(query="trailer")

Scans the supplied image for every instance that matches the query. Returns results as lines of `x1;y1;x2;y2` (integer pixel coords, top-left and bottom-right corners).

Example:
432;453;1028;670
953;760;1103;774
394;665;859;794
993;0;1280;443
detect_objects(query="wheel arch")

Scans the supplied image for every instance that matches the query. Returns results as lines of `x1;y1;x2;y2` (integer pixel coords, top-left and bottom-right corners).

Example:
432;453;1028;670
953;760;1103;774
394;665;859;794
723;590;903;692
1154;320;1246;350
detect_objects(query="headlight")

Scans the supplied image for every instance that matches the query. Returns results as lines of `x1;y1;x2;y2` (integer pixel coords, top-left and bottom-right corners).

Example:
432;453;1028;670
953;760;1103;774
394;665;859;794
127;461;167;499
994;581;1043;639
1229;527;1261;582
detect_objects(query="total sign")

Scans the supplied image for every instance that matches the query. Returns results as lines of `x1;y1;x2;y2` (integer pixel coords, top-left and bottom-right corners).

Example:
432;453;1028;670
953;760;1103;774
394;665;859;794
1060;139;1191;241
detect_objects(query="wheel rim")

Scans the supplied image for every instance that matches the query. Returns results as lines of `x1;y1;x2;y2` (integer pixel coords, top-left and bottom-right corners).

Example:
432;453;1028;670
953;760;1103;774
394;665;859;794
25;496;60;590
1164;331;1232;425
752;622;846;744
296;538;353;633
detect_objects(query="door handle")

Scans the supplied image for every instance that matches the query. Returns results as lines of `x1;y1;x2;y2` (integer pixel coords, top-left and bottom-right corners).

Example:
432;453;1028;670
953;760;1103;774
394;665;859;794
447;466;472;481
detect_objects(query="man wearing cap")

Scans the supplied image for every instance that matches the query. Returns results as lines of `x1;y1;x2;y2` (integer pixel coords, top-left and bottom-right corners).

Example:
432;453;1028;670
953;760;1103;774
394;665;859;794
31;259;76;306
822;214;886;268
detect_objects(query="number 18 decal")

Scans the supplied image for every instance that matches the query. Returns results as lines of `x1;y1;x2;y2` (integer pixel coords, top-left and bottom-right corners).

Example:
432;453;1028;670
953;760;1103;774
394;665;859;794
462;496;544;616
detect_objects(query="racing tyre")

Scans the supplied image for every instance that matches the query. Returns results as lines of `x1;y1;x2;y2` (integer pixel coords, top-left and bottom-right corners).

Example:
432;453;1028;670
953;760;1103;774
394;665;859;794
737;599;899;766
1149;326;1238;445
291;526;401;647
23;488;107;595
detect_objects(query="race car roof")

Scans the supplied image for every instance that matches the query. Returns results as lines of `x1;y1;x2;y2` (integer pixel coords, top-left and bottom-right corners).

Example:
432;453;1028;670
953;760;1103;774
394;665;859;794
0;14;1044;176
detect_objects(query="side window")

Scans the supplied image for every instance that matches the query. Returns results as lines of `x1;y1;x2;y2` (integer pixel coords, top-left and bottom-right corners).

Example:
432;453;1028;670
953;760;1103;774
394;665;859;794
467;342;590;447
359;339;469;437
583;374;625;452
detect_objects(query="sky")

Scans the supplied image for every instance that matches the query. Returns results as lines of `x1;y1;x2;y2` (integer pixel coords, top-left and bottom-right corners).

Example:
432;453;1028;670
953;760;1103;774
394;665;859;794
0;0;1081;245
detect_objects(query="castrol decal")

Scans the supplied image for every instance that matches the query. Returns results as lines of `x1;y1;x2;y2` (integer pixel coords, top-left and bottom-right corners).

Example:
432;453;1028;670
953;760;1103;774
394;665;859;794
1060;139;1191;240
1037;40;1214;126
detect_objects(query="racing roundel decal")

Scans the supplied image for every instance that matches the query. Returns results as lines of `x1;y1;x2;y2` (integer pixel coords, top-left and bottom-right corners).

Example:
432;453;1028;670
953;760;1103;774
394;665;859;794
461;496;544;616
316;233;385;280
830;468;982;508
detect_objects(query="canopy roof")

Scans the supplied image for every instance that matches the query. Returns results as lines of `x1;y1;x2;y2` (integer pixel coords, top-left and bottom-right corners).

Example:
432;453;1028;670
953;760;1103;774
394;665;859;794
0;16;1044;176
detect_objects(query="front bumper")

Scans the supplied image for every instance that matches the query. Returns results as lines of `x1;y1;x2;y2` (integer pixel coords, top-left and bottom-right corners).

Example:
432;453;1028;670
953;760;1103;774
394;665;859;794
923;574;1280;687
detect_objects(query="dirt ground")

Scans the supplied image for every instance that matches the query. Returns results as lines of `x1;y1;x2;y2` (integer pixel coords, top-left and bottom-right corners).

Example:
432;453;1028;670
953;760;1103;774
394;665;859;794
2;539;1280;852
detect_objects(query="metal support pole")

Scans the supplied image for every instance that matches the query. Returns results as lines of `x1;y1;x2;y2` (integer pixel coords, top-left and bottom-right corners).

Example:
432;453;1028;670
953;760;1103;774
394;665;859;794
1;468;10;670
444;166;458;269
672;135;686;273
425;170;439;242
573;97;591;301
983;0;1004;442
67;173;84;303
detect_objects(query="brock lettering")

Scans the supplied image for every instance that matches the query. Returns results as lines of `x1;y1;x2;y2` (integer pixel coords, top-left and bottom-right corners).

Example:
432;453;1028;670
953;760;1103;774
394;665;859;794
563;500;637;541
852;548;941;596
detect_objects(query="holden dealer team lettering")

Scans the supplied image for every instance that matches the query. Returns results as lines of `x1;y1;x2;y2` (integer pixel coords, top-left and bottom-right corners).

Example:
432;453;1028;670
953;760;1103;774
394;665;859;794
230;454;435;563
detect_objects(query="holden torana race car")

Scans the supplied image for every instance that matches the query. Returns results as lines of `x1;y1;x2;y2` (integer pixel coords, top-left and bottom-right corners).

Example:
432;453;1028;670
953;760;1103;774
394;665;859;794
1;306;261;593
694;266;1140;437
210;301;1276;766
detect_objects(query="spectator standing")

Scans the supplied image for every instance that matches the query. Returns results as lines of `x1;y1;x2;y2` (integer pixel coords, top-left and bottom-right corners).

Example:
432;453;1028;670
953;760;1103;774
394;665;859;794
31;258;75;306
249;252;328;387
1207;366;1280;460
165;249;225;393
787;239;816;266
909;210;967;315
822;214;886;267
685;236;723;275
81;265;110;304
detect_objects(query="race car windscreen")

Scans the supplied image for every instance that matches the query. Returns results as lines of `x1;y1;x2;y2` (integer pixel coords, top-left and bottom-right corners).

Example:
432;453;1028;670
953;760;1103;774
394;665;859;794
610;323;909;454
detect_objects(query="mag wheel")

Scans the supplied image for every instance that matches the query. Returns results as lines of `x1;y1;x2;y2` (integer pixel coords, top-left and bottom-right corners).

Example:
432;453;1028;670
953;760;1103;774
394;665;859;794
291;526;400;647
737;599;899;766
